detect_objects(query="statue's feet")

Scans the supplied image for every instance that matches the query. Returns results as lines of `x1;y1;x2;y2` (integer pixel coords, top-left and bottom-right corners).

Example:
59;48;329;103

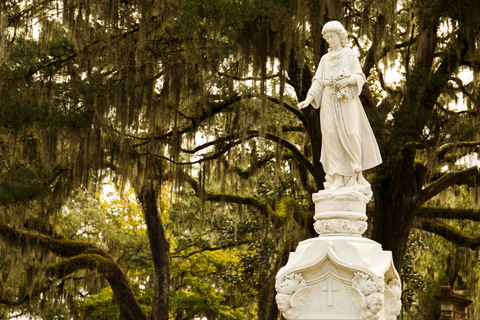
329;175;344;191
357;172;371;187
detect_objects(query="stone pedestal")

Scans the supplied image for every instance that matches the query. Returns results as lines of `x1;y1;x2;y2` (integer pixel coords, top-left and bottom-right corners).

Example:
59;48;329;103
275;186;401;320
435;286;472;320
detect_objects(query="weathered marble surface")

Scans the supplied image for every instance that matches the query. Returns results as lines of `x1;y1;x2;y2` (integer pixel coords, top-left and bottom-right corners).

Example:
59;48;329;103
275;236;401;320
278;20;401;320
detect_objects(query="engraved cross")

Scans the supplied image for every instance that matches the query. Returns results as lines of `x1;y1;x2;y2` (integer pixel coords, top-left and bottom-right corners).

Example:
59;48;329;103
323;279;338;306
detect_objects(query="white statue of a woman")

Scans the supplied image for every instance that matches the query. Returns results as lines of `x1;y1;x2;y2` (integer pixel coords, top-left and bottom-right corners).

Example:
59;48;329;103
298;21;382;191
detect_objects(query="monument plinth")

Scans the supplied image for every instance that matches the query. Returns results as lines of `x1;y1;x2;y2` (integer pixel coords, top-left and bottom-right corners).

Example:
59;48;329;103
276;188;401;320
278;20;401;320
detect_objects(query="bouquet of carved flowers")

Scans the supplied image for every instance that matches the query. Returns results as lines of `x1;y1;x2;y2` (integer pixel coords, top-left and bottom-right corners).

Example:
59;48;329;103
324;69;351;102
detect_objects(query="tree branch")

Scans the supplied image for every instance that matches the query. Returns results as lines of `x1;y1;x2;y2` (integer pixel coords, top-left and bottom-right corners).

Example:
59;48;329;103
171;240;252;259
176;125;304;156
46;253;114;281
176;132;257;155
221;152;276;179
249;130;316;179
417;206;480;222
265;96;305;126
138;134;252;165
434;141;480;164
217;71;280;81
0;286;48;307
131;94;246;148
132;94;306;150
418;166;478;205
138;130;315;182
0;223;147;320
180;171;281;227
415;217;480;249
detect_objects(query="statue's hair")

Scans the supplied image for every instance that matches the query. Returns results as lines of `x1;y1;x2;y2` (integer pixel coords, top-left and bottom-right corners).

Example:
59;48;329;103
322;21;349;49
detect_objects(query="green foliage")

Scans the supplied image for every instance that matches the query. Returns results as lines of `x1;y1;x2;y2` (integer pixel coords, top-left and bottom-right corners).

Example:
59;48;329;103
0;161;44;205
0;89;94;131
168;185;268;319
45;305;70;320
255;163;308;210
77;287;120;320
276;196;301;220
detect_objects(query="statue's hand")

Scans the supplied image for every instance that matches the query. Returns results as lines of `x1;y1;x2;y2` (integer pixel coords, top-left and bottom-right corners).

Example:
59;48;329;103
335;78;350;90
298;95;313;109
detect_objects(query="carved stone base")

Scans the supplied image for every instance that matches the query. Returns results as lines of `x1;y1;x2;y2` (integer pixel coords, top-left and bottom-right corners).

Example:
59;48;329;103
276;184;401;319
275;236;401;320
313;186;371;237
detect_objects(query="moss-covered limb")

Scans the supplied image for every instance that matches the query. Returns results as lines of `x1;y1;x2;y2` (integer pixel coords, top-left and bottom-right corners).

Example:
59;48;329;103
142;132;261;166
171;240;252;259
0;286;48;307
177;126;304;156
207;193;281;228
220;152;276;180
217;71;280;81
277;196;307;221
46;253;114;281
0;223;147;320
174;132;257;155
246;130;316;180
141;138;243;166
264;95;305;126
418;166;479;205
131;94;246;149
178;170;281;227
0;222;96;257
131;92;306;152
415;217;480;249
23;217;59;239
436;141;480;161
138;128;308;172
277;197;314;237
417;206;480;222
138;182;169;320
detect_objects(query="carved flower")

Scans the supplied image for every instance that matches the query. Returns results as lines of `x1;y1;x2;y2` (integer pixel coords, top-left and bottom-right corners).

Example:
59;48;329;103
325;69;351;102
352;272;380;295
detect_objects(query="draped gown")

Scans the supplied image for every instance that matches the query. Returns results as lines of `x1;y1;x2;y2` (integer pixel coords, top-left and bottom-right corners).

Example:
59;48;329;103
307;47;382;179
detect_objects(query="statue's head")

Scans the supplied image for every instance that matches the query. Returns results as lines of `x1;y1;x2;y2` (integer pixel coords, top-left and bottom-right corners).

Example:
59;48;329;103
275;293;291;311
366;292;384;314
322;21;349;48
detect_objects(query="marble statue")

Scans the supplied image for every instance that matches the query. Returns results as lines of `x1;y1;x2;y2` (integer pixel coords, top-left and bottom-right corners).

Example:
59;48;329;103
298;20;382;192
276;20;401;320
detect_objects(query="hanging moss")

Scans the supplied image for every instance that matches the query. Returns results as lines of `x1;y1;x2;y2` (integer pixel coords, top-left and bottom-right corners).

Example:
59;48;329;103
276;196;303;221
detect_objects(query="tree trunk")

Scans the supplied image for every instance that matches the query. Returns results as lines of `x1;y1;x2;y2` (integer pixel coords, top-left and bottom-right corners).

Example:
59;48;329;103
139;182;170;320
371;147;428;268
370;7;442;268
257;245;293;320
106;261;150;320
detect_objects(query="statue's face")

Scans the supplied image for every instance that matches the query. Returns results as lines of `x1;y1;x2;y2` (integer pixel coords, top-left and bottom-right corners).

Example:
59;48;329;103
278;279;295;294
276;294;290;311
367;296;384;314
323;31;341;48
369;300;383;314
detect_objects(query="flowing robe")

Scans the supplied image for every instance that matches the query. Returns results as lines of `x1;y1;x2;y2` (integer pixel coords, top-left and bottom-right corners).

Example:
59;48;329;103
307;47;382;178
